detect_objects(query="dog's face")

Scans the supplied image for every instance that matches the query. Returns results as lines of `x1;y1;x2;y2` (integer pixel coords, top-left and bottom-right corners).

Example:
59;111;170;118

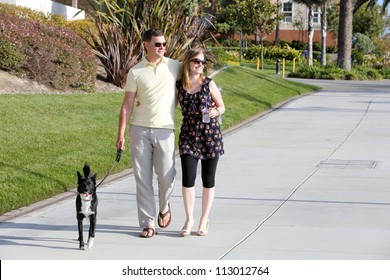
77;164;97;201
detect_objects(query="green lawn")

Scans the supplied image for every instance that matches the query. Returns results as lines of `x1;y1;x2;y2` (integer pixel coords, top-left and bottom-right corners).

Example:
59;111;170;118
0;65;320;215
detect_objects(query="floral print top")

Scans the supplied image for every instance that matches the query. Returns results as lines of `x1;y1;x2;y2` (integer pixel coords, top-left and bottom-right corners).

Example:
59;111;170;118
176;77;224;160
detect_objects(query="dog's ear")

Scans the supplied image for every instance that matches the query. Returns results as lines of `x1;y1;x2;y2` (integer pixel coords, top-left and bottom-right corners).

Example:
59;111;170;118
83;163;91;178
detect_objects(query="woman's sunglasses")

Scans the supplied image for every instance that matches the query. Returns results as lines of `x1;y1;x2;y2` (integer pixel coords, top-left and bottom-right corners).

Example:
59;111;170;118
154;42;167;48
191;58;206;65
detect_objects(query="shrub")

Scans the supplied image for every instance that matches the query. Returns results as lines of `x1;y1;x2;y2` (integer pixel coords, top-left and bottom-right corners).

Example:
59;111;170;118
289;63;383;80
378;67;390;79
0;12;97;91
313;51;321;61
0;39;25;71
0;3;96;45
209;47;238;68
66;19;97;45
352;50;365;64
352;66;382;80
243;45;301;61
0;3;49;23
262;40;273;47
291;40;306;50
313;42;321;52
279;40;290;48
353;33;376;54
326;45;337;53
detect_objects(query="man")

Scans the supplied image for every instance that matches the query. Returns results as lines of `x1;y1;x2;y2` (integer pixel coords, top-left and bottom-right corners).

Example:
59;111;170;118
116;28;180;238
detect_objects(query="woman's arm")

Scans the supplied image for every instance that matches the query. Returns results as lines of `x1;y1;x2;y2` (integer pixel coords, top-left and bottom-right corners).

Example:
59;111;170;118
209;80;225;118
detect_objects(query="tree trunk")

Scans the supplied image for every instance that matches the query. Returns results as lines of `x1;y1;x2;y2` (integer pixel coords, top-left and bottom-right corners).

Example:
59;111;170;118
321;3;327;66
275;0;280;45
337;0;354;71
255;27;260;45
275;24;280;46
307;7;314;66
261;35;264;70
239;32;243;65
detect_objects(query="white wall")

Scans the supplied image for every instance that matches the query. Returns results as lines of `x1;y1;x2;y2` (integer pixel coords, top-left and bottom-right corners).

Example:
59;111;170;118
0;0;85;20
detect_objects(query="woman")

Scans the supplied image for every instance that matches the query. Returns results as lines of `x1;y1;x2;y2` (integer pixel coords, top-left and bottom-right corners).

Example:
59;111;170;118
176;48;225;237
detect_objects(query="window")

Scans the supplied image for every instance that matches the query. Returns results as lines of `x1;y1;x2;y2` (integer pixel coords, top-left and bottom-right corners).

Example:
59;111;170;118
282;2;293;23
313;7;321;24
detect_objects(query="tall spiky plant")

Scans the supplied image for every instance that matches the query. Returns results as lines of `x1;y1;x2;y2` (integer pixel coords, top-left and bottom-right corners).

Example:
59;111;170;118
134;0;213;59
85;0;213;87
85;0;142;88
87;13;140;88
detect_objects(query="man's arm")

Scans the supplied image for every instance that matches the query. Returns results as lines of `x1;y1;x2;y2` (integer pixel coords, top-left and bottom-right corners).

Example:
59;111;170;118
116;91;136;151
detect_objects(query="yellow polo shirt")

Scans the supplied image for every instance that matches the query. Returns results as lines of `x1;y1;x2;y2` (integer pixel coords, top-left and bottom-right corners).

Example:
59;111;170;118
124;57;180;129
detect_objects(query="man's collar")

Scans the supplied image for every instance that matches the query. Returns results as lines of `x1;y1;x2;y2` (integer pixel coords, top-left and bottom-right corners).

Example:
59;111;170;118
142;56;168;66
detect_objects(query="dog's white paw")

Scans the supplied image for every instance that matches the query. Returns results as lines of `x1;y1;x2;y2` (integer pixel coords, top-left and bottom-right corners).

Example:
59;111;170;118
88;238;94;249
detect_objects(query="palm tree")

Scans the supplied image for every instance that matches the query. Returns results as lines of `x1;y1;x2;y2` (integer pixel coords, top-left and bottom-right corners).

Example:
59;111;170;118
337;0;354;71
337;0;389;71
355;0;390;13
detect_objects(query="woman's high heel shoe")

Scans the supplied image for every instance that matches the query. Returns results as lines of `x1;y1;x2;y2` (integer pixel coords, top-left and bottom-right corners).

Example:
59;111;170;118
180;221;193;237
197;220;209;236
180;228;191;237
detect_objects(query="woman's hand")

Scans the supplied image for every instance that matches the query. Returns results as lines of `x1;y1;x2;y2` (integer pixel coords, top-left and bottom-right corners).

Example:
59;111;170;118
210;107;221;118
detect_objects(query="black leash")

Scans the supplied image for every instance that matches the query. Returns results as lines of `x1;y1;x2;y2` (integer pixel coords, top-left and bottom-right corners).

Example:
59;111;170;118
96;149;123;188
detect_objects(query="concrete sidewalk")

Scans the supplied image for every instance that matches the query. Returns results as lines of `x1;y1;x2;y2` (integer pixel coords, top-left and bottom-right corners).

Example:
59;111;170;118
1;78;390;260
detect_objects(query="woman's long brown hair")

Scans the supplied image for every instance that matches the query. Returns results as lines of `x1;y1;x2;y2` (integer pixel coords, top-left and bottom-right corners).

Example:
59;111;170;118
180;47;206;89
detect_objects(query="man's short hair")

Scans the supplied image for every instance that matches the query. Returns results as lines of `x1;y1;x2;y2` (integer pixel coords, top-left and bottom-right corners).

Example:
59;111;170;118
143;28;164;42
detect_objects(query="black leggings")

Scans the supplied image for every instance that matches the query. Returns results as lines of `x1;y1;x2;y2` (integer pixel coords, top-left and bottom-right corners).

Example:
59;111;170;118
181;154;219;188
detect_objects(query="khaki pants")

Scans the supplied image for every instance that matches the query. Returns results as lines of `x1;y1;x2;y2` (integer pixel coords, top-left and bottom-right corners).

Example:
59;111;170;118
129;125;176;228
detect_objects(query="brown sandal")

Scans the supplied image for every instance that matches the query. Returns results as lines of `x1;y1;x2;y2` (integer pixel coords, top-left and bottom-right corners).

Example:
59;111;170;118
139;227;157;238
158;203;171;228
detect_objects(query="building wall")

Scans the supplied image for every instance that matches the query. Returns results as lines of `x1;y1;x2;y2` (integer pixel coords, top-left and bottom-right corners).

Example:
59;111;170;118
268;30;337;47
228;29;337;48
52;0;90;10
271;0;337;46
0;0;85;20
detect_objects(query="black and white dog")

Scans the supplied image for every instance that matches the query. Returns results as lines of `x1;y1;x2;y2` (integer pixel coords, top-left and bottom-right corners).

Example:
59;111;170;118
76;163;98;250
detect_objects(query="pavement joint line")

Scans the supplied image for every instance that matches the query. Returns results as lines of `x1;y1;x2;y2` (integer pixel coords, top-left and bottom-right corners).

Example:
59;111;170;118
317;159;378;169
218;167;320;260
218;96;375;260
324;98;373;161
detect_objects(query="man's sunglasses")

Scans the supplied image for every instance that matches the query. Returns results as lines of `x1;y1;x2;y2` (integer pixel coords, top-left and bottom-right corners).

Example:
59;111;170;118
154;42;167;47
191;58;206;65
